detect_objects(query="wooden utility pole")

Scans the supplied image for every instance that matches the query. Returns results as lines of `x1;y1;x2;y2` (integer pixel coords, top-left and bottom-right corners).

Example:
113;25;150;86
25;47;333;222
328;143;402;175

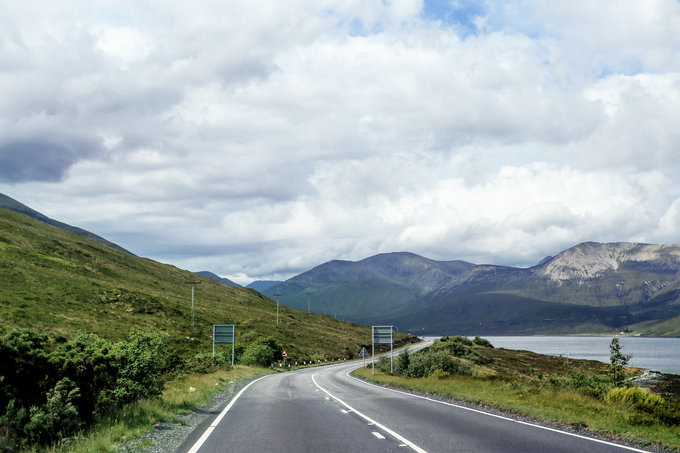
274;292;282;327
305;289;312;314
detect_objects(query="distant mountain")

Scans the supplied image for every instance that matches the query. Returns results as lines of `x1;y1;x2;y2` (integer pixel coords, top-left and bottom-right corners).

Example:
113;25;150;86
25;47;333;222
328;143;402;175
196;271;241;287
267;244;680;336
0;192;132;255
400;242;680;335
247;280;283;292
264;252;474;321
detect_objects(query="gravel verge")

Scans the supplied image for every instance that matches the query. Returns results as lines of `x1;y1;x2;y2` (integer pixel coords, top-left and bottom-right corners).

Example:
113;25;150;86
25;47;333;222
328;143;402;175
114;376;263;453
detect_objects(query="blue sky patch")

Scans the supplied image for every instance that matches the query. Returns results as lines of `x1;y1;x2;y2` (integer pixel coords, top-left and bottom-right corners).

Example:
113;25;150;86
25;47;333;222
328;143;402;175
422;0;489;35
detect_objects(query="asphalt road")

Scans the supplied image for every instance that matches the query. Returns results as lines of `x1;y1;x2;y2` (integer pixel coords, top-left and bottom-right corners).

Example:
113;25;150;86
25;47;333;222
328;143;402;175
179;345;650;453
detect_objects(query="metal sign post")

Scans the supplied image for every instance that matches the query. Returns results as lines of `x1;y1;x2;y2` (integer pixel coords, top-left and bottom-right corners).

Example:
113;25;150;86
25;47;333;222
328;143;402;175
359;346;369;369
372;326;393;375
213;324;236;366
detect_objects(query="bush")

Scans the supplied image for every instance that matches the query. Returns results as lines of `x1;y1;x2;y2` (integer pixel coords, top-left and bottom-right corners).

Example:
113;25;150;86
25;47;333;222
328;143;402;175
395;349;410;375
239;336;282;367
22;378;82;445
186;352;223;374
433;336;485;364
472;336;494;348
311;352;325;362
606;386;680;426
0;327;170;449
606;386;664;408
406;350;473;378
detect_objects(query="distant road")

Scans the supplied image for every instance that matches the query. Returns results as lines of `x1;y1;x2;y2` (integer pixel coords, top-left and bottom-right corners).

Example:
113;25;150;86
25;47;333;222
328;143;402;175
180;342;649;453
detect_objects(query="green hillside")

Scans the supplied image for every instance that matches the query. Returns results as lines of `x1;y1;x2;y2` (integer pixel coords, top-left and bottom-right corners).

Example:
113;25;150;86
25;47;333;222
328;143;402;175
0;208;413;358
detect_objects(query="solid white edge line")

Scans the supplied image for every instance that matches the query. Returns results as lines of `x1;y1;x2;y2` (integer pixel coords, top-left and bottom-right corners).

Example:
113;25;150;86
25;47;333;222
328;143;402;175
345;368;650;453
311;373;428;453
187;374;271;453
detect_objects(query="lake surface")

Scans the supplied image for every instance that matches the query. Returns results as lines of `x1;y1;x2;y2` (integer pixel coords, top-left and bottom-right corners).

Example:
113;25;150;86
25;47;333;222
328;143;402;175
480;336;680;374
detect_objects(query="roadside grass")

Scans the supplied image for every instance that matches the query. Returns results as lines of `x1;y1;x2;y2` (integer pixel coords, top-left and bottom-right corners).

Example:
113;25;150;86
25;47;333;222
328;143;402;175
33;366;273;453
354;356;680;451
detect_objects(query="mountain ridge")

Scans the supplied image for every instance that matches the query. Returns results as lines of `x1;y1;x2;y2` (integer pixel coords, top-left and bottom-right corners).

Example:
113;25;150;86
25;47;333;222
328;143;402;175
266;243;680;336
0;192;133;255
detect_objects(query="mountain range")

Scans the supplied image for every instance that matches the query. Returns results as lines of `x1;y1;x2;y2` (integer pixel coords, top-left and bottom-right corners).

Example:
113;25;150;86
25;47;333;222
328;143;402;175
263;245;680;336
3;191;679;337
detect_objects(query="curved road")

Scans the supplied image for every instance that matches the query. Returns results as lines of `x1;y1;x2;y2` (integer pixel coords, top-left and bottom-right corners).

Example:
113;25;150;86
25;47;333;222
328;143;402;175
179;345;649;453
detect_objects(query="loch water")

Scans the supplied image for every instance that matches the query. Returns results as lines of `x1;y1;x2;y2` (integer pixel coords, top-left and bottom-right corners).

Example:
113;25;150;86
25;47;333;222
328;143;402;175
480;336;680;374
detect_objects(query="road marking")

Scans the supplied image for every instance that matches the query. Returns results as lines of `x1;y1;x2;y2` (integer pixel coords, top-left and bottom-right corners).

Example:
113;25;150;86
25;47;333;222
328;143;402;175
346;369;650;453
187;375;271;453
372;432;386;439
312;373;428;453
341;409;349;413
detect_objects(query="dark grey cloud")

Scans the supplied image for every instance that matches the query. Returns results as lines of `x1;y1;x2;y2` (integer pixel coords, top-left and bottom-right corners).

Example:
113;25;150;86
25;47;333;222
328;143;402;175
0;139;103;183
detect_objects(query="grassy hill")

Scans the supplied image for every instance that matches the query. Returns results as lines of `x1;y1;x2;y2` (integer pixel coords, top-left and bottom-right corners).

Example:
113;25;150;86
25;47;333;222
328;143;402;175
0;208;414;358
0;192;133;255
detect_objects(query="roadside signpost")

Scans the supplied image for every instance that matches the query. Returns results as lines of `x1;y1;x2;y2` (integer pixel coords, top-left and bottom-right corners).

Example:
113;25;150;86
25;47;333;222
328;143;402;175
213;324;236;366
359;346;369;368
372;325;394;375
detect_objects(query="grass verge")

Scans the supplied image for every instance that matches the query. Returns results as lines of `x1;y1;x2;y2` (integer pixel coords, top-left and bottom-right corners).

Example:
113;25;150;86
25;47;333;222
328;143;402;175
354;364;680;451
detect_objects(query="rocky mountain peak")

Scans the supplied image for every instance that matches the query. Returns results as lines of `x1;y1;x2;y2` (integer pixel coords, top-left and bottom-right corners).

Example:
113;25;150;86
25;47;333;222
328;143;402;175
538;242;680;282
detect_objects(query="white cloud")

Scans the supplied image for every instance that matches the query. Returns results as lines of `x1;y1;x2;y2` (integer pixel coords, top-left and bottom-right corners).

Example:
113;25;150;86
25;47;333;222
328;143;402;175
1;0;680;283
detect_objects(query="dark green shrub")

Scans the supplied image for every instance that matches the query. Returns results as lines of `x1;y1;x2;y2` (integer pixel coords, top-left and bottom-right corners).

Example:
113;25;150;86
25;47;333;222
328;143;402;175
374;356;392;373
395;349;410;375
0;329;54;412
472;336;494;348
239;337;283;367
406;350;472;378
0;327;170;449
454;336;473;346
106;328;168;405
22;378;82;445
434;336;485;364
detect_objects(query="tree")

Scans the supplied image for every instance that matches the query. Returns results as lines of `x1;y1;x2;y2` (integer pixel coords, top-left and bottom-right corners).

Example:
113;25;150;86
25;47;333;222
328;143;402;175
396;349;410;375
609;337;631;386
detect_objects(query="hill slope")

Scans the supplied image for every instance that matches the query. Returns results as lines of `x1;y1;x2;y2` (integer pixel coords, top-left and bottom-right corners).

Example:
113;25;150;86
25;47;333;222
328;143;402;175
0;192;132;255
0;208;414;358
197;271;241;287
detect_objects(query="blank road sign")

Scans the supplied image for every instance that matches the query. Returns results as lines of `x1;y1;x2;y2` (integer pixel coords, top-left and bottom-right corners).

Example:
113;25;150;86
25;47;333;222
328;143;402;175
213;324;235;344
372;325;393;344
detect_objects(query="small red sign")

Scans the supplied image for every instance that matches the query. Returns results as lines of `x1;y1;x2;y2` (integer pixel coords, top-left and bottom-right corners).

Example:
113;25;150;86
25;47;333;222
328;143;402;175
282;349;288;357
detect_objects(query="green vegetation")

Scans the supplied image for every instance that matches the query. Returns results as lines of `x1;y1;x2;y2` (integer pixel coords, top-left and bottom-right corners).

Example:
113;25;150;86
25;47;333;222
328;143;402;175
357;337;680;451
39;366;271;453
0;208;422;360
0;208;419;450
0;328;170;450
239;336;283;367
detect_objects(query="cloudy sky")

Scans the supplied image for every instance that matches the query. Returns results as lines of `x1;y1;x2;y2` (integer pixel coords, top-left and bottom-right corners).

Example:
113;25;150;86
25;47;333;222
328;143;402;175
1;1;680;284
